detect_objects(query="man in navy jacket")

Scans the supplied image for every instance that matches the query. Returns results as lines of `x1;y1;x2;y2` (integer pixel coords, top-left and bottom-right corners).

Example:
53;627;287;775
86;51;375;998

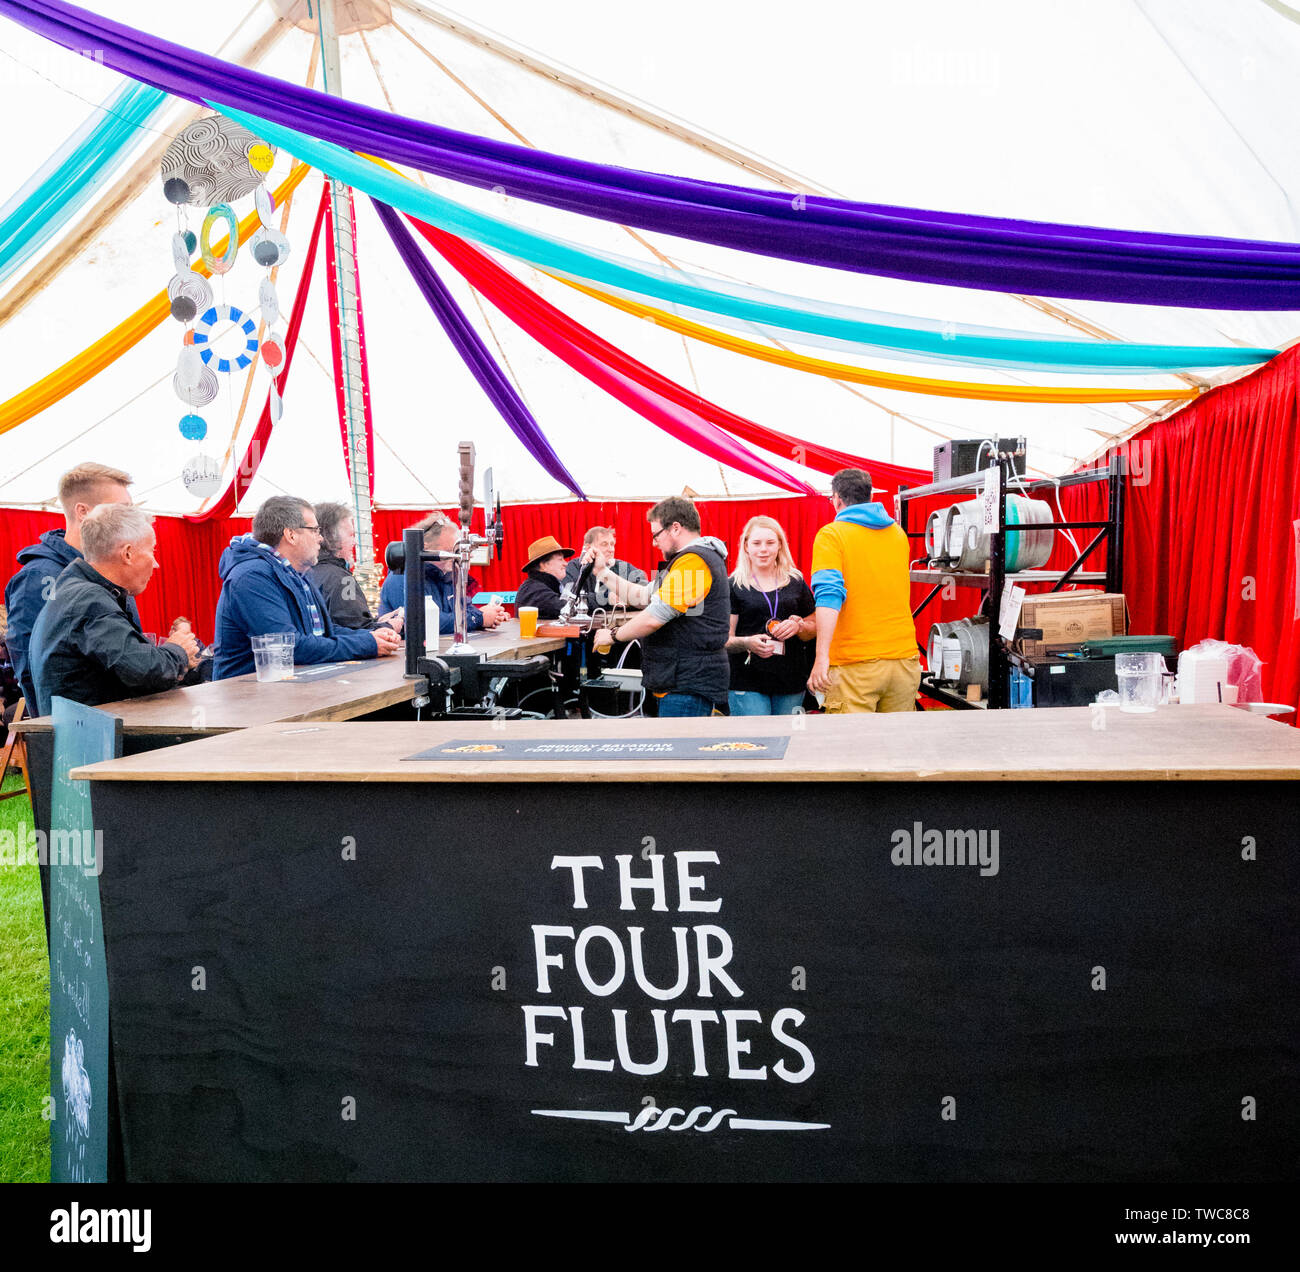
378;511;508;634
213;496;401;680
29;504;199;715
4;461;135;710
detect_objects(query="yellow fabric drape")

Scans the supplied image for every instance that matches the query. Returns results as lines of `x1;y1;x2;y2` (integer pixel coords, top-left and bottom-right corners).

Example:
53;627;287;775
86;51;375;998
0;163;312;437
553;276;1200;405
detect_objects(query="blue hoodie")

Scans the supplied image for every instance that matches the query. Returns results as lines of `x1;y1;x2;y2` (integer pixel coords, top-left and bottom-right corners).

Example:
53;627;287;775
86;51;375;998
810;502;897;610
213;535;379;680
5;528;139;710
378;560;485;634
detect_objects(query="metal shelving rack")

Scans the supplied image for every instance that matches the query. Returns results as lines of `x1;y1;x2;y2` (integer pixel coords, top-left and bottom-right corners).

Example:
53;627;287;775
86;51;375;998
897;452;1125;710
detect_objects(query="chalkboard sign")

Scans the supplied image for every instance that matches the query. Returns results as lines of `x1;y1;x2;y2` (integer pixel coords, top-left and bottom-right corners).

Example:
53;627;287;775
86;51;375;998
48;698;120;1184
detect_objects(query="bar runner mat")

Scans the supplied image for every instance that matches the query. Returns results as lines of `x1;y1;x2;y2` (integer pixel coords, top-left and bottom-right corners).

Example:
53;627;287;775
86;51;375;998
403;736;791;761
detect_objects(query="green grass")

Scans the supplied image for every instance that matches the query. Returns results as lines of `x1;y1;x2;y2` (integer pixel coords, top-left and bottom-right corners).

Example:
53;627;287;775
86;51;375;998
0;774;50;1182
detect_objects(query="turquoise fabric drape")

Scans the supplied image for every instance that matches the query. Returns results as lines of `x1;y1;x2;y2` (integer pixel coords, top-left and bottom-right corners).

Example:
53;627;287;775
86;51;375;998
216;104;1278;375
0;80;168;285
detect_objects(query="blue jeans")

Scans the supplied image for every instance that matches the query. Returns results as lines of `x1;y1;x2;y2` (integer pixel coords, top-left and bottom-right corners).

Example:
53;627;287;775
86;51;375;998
657;692;717;717
729;690;805;717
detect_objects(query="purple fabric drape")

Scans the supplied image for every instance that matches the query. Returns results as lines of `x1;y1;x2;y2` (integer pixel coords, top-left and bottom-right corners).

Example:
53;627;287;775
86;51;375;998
373;201;585;498
6;0;1300;309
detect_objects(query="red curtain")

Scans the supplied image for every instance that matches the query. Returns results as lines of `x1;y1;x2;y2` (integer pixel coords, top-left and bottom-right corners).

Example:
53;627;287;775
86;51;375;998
1056;347;1300;715
0;508;249;644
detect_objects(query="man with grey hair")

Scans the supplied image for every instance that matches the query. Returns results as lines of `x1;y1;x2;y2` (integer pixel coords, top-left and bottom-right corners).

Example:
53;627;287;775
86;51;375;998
377;510;507;633
213;495;401;680
5;460;135;709
27;503;200;715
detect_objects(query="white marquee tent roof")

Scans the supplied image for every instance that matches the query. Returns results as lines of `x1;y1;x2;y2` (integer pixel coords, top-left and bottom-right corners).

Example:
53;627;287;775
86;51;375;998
1;0;1297;513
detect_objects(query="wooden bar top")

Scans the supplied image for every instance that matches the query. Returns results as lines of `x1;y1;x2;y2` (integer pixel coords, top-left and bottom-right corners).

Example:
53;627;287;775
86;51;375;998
71;704;1300;783
17;620;570;735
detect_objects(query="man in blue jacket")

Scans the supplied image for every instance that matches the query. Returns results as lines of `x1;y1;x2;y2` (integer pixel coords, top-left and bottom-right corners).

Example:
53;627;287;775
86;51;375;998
214;496;402;680
4;461;135;711
378;511;507;633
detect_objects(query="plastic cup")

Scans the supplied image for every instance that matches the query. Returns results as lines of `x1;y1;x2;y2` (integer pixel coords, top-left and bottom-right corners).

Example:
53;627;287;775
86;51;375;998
1116;652;1167;713
519;606;539;639
251;632;296;682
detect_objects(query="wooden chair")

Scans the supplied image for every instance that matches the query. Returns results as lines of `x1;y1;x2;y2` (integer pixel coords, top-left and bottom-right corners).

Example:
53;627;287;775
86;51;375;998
0;697;32;804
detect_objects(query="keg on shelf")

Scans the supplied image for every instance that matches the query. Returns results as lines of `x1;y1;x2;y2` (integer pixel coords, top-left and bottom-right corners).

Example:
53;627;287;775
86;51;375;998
927;616;989;689
924;496;1054;572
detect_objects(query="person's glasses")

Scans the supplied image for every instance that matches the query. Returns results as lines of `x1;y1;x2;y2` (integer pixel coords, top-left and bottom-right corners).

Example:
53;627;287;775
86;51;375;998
292;524;323;536
650;525;672;543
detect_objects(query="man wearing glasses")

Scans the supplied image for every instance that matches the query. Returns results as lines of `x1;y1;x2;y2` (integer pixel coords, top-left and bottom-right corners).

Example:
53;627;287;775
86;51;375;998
213;496;401;680
592;496;729;717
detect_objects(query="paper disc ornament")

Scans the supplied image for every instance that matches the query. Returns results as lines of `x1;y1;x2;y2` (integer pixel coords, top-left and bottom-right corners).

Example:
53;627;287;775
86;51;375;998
176;346;204;389
192;304;259;373
261;335;285;373
179;413;207;441
168;270;213;315
174;365;219;407
248;226;290;269
160;116;274;206
200;204;240;275
182;454;222;497
258;278;279;325
255;184;275;227
171;231;192;273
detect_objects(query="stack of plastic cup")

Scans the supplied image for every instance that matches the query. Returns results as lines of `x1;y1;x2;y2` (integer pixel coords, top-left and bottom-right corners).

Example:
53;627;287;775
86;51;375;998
251;632;296;682
1115;652;1168;713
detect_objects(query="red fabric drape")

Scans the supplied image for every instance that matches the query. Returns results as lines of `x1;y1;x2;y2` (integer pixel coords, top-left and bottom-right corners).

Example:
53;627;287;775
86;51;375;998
418;221;924;488
1055;348;1300;715
409;219;819;495
185;186;329;522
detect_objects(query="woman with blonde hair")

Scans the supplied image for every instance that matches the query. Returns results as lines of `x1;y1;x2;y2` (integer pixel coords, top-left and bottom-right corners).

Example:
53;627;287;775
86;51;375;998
725;515;815;715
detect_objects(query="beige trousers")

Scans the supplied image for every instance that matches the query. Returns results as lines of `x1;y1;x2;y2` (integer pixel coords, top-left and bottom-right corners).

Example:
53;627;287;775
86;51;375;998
823;656;922;714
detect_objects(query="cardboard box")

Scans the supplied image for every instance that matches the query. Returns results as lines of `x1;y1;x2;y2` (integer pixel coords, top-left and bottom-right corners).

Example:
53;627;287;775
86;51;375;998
1016;591;1127;659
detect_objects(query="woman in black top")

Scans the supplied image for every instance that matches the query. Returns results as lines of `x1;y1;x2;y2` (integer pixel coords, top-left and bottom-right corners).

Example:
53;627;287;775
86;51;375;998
515;535;575;621
725;516;815;715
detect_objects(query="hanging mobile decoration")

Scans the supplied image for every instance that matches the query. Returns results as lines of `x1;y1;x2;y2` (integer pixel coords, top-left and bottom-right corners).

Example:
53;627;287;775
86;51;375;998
258;277;280;325
192;304;259;373
248;226;291;269
255;184;275;227
159;112;282;502
199;204;241;275
178;413;207;441
176;345;204;390
173;364;219;408
182;453;222;497
170;232;191;273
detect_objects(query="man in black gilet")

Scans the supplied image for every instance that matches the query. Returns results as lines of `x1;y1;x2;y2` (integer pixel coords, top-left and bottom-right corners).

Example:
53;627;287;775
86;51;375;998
592;496;729;717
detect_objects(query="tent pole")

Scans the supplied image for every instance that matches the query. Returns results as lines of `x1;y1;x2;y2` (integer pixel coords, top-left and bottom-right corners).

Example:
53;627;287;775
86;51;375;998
313;0;380;608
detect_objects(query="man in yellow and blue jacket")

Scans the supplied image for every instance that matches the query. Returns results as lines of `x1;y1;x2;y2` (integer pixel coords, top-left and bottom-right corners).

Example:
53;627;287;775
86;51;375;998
809;469;920;713
591;496;730;716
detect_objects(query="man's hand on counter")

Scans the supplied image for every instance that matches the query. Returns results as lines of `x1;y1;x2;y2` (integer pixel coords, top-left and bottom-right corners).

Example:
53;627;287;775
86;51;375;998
480;602;508;629
376;609;405;635
372;626;403;657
